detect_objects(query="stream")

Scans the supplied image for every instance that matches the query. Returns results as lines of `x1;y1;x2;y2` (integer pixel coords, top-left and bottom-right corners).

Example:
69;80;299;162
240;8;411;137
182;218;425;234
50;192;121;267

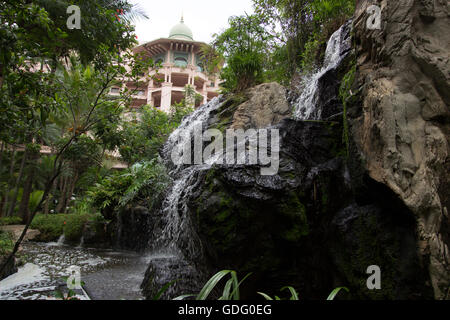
0;240;148;300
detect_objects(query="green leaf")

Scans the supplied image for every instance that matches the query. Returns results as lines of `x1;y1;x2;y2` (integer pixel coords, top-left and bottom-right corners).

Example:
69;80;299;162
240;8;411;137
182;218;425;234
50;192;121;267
281;286;299;300
153;279;178;300
327;287;349;300
196;270;234;300
173;294;195;300
257;292;273;300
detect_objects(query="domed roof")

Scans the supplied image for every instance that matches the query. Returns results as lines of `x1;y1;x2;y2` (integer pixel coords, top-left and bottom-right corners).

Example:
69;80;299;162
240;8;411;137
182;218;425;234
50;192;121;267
169;17;193;41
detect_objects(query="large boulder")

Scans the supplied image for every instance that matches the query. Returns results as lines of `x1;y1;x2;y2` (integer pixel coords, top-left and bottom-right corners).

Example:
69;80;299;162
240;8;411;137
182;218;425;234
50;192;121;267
349;0;450;298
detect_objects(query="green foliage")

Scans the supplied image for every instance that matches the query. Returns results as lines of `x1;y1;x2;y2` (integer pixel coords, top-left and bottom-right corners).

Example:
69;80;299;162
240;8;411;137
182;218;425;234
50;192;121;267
63;214;90;242
30;214;67;241
0;231;15;255
309;0;355;23
258;286;349;300
0;217;23;226
339;62;356;158
212;14;270;92
175;270;252;300
253;0;355;78
88;159;170;212
29;212;96;242
151;280;178;300
28;190;44;213
119;104;192;164
175;269;347;301
326;286;349;300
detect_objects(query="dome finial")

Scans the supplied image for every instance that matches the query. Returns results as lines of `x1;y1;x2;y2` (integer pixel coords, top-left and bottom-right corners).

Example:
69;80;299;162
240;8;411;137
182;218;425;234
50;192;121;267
181;12;184;23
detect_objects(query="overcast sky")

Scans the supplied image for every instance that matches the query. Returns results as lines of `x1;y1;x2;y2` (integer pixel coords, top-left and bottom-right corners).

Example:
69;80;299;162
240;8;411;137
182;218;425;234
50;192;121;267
129;0;255;44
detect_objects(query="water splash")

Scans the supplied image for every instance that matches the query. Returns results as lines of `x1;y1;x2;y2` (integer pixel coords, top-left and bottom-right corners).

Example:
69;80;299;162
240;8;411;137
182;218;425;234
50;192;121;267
143;99;225;298
293;25;348;120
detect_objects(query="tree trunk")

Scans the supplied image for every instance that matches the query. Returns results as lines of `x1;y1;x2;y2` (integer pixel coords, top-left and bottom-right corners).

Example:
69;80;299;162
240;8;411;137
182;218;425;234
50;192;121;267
66;171;78;212
7;149;27;217
18;148;39;224
43;179;57;214
18;165;35;224
55;176;68;213
2;145;15;216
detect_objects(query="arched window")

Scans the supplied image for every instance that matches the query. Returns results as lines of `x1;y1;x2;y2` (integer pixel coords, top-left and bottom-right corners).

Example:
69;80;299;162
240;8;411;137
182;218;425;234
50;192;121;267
197;63;203;72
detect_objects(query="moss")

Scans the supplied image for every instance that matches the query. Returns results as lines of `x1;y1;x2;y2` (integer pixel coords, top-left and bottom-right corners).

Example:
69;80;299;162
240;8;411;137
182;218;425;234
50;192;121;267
278;191;309;242
336;210;401;299
211;93;248;133
339;62;356;158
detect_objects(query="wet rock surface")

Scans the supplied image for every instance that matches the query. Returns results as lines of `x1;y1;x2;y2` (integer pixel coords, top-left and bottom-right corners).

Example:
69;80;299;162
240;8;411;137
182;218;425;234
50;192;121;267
138;17;439;299
350;0;450;298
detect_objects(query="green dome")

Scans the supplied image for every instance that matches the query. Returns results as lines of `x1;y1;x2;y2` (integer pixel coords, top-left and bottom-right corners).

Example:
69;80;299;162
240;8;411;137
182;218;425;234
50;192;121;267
169;17;193;41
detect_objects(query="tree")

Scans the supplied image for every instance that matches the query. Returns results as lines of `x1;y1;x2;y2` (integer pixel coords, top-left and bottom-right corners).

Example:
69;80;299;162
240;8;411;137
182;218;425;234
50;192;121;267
0;0;153;275
212;14;272;92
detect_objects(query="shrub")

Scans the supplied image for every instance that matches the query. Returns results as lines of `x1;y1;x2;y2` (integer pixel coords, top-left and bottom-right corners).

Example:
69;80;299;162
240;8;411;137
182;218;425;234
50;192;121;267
0;216;23;226
0;230;14;255
30;214;68;241
64;214;90;242
88;159;170;215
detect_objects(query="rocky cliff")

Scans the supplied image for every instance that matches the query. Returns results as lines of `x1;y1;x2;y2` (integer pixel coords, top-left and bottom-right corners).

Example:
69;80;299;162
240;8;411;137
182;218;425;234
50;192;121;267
349;0;450;299
139;3;449;299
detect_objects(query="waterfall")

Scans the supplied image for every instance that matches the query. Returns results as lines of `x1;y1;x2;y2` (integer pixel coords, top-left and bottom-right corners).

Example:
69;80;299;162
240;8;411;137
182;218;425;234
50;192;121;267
142;23;351;298
57;234;65;246
156;97;223;256
143;98;224;297
293;24;349;120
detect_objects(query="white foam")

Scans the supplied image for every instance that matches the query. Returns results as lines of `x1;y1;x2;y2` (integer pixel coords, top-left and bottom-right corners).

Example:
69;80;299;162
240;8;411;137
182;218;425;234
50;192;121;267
0;263;48;293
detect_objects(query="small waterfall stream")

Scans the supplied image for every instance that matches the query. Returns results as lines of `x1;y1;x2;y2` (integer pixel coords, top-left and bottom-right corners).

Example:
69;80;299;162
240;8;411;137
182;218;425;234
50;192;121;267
293;25;348;120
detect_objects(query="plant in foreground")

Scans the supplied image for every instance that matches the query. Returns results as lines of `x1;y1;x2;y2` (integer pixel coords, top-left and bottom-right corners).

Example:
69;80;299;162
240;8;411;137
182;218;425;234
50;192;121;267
174;270;348;300
174;270;252;300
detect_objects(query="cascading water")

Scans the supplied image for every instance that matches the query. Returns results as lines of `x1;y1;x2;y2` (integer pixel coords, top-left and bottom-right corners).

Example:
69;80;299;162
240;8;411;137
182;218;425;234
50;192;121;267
156;97;223;255
293;24;349;120
142;97;224;298
141;22;351;298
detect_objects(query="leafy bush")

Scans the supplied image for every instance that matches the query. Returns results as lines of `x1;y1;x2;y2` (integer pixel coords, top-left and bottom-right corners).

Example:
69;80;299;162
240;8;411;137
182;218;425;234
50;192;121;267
88;159;170;215
0;216;23;226
30;213;95;242
0;230;15;255
30;214;68;241
63;214;90;242
120;104;192;165
212;14;270;92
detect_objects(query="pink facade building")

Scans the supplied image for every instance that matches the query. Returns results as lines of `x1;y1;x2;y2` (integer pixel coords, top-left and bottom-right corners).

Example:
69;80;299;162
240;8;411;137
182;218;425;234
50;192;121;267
112;17;220;112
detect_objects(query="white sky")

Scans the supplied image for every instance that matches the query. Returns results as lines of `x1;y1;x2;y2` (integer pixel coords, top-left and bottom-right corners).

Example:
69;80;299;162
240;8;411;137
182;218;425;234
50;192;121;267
129;0;255;44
